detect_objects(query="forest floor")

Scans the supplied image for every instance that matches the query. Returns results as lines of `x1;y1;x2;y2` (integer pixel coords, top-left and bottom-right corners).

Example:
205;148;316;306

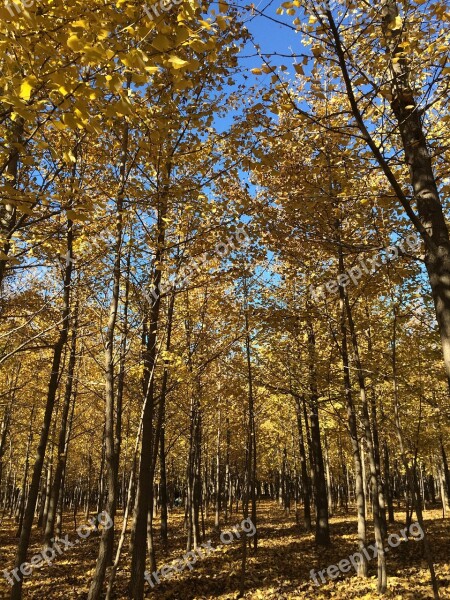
0;501;449;599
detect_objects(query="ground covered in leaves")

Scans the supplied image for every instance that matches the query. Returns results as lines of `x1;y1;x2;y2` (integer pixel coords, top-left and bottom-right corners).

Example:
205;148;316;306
1;501;450;599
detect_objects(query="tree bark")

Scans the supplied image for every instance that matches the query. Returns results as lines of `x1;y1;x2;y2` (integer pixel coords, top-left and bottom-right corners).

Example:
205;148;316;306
294;395;312;532
343;277;386;591
336;257;367;576
43;299;79;547
305;312;330;546
87;98;129;600
11;163;75;599
129;165;170;599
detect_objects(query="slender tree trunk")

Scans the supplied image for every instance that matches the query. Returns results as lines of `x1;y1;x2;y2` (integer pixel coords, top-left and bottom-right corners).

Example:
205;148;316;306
323;433;333;519
383;440;395;523
343;277;386;591
129;167;170;599
44;300;79;547
365;305;388;536
56;377;77;540
0;118;24;289
439;434;450;509
214;407;221;531
244;291;257;551
11;172;75;599
107;412;143;599
239;276;256;597
392;307;440;599
0;384;15;494
224;410;230;523
16;409;35;539
336;265;367;576
159;291;175;546
294;396;312;532
305;312;330;546
87;105;129;600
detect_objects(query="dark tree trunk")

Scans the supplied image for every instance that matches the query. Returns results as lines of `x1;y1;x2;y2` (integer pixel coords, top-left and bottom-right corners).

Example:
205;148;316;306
87;104;129;600
305;313;330;546
129;169;170;599
343;276;386;591
11;181;75;600
294;396;312;532
336;262;367;576
44;301;79;547
159;291;175;546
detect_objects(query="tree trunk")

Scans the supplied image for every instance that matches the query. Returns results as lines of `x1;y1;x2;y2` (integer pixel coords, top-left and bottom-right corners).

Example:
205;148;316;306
0;118;24;288
129;166;170;599
336;264;367;576
294;396;312;532
244;290;257;551
327;2;450;386
343;273;386;591
305;312;330;546
392;306;440;599
15;409;35;539
214;407;221;531
87;103;129;600
44;300;79;547
158;291;175;547
11;178;75;600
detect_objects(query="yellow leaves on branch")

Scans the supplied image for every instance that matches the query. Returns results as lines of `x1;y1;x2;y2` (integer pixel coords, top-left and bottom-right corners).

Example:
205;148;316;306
152;34;172;52
19;76;37;101
66;210;88;222
67;34;84;52
168;55;189;69
67;34;114;64
388;15;403;31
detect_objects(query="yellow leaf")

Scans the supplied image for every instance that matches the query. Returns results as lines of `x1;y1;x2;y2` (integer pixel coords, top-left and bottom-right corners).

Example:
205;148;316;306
152;34;172;52
189;39;206;52
67;210;88;221
67;34;84;51
62;113;79;130
199;19;213;29
63;150;77;164
71;19;88;28
168;55;189;69
312;45;324;57
389;15;402;30
216;15;227;30
19;76;37;101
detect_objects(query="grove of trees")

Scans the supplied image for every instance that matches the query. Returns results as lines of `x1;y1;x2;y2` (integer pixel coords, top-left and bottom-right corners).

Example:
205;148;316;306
1;0;450;598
